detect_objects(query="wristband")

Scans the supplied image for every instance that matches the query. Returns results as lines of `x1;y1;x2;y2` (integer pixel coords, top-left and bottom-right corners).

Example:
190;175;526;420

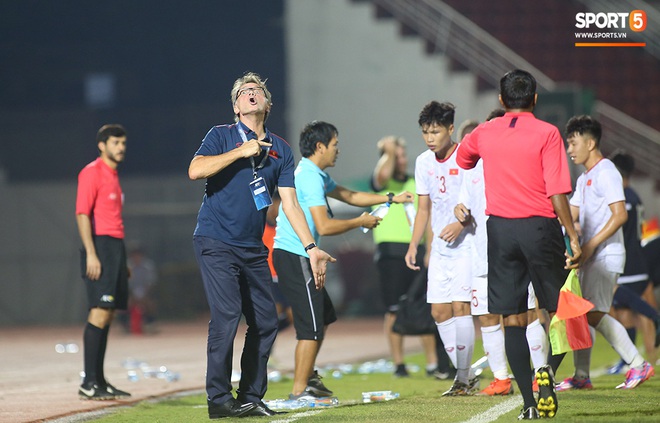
304;242;317;253
387;192;394;203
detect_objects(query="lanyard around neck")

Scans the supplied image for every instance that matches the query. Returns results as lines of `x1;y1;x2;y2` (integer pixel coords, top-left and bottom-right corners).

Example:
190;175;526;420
238;125;271;179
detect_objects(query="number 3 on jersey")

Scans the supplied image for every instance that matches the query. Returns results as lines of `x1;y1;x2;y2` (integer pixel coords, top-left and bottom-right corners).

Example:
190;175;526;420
437;175;446;193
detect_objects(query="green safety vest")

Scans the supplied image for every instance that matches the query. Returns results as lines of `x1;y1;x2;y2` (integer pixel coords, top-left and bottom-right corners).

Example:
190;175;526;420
372;177;418;245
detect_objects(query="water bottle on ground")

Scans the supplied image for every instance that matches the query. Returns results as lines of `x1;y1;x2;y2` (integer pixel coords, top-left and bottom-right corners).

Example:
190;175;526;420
265;397;339;410
361;391;399;403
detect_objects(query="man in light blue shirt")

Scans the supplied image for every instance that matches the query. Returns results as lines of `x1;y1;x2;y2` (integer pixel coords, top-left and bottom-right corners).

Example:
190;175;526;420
273;121;413;401
272;156;336;256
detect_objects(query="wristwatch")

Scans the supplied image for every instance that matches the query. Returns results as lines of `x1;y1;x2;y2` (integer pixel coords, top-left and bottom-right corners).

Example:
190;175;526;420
387;192;394;203
304;242;317;253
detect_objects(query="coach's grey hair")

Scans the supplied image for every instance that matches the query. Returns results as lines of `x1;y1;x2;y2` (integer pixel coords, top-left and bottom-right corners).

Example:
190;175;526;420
231;72;272;123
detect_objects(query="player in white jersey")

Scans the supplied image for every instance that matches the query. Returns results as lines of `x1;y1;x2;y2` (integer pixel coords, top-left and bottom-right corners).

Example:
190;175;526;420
456;158;510;396
405;102;475;396
556;115;654;391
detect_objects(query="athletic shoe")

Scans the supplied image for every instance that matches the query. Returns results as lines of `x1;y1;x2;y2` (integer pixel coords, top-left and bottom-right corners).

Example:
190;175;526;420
555;377;593;392
467;375;480;394
518;407;541;420
428;367;456;380
394;363;409;377
477;378;514;396
78;382;115;400
103;383;131;398
306;370;333;397
535;365;558;418
289;391;320;401
532;379;539;393
607;360;628;375
616;361;655;389
441;381;471;396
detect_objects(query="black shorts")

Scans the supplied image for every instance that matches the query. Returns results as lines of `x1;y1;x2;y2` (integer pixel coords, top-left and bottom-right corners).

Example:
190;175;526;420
612;280;651;308
487;216;568;315
642;238;660;287
375;243;426;312
273;249;337;341
81;236;129;310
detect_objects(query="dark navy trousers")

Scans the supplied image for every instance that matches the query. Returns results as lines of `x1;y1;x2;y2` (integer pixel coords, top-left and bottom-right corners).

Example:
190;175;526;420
193;236;278;406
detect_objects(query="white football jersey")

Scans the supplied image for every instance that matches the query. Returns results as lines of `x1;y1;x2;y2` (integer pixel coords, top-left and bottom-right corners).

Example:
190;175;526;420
570;158;625;272
458;159;488;277
415;144;469;256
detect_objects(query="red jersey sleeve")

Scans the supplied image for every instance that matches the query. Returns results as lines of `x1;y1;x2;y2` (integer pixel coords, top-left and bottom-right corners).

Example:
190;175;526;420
542;128;572;197
76;166;98;216
456;131;480;170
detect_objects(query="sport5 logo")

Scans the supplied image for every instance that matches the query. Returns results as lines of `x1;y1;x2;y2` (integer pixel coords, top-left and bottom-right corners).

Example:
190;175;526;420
575;10;647;32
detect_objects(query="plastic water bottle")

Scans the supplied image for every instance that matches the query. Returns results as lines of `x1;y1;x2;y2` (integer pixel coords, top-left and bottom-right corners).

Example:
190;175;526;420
338;363;354;374
127;370;139;382
267;370;282;383
403;202;416;233
361;391;399;403
264;397;339;410
142;365;180;382
308;397;339;407
357;361;374;374
159;370;181;382
263;399;287;410
55;342;79;354
471;355;489;377
141;366;161;378
264;399;288;410
361;203;390;233
121;357;145;369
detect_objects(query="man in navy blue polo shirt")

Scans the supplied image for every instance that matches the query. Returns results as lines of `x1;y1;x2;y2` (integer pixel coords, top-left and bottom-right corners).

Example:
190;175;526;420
189;72;335;419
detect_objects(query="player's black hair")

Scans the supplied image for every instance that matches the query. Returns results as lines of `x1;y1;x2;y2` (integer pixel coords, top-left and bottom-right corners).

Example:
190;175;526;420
418;101;455;129
565;115;602;148
500;70;536;109
299;121;338;158
486;108;506;121
611;152;635;179
97;124;127;143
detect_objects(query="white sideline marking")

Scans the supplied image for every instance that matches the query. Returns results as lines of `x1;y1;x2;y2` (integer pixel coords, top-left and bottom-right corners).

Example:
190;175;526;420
461;395;522;423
